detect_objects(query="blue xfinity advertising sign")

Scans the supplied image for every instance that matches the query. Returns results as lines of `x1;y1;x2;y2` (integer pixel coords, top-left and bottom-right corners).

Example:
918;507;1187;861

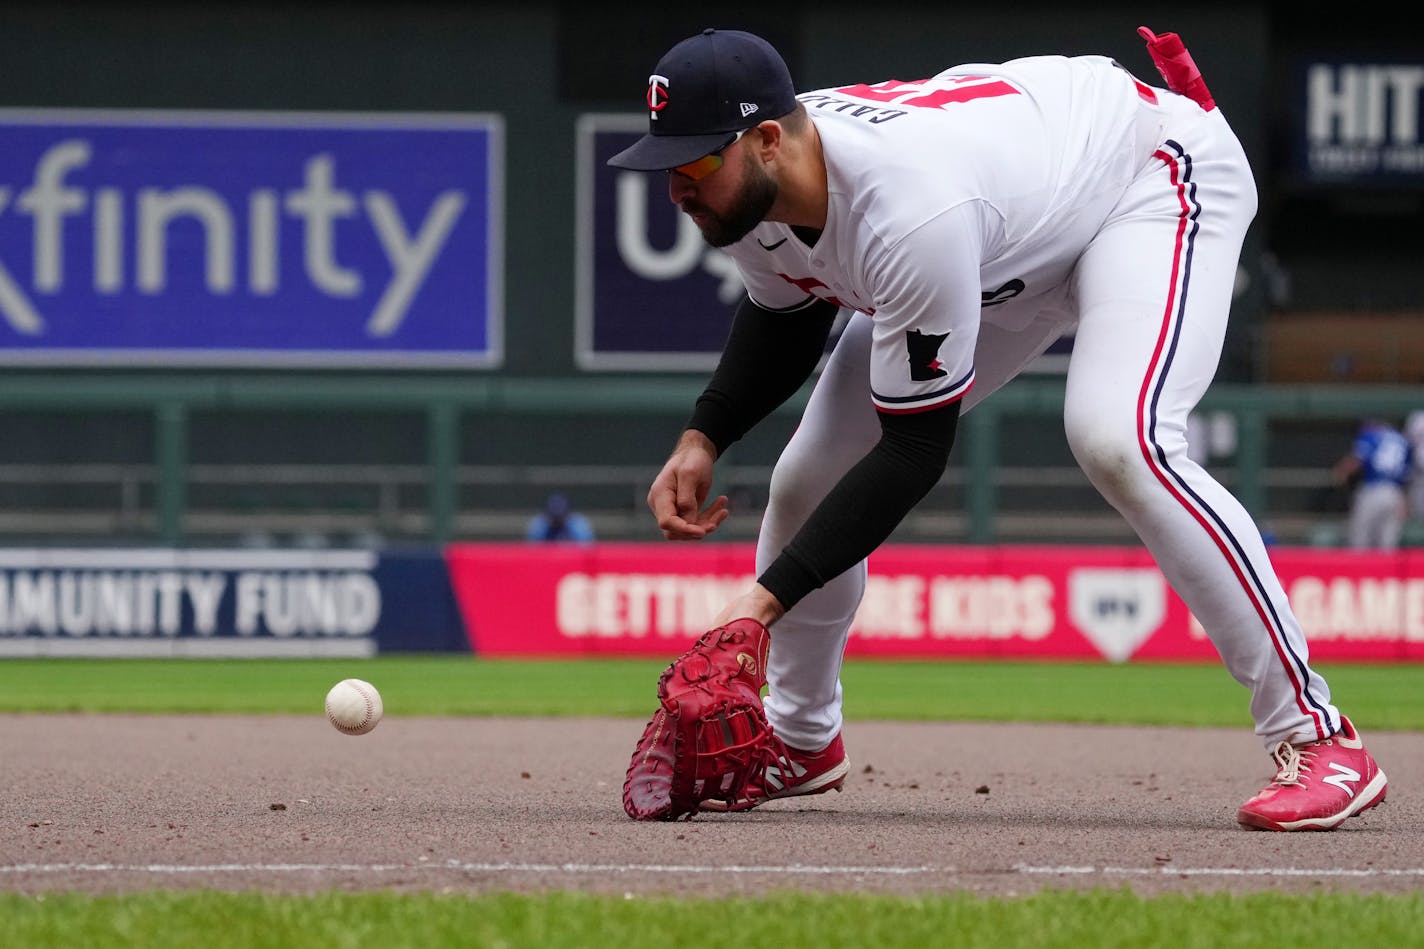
0;109;503;366
574;114;743;371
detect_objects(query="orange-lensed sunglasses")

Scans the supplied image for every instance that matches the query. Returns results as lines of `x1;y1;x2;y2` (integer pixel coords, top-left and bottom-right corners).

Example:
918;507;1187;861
670;129;748;181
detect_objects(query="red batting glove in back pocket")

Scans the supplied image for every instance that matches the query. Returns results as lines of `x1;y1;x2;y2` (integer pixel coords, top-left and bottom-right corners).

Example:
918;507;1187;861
1138;26;1216;111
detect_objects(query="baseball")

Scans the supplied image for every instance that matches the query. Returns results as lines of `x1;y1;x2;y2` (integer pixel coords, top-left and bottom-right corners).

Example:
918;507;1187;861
325;678;383;735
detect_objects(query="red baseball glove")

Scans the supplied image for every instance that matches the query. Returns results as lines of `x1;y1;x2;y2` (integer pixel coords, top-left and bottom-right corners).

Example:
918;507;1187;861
622;618;779;820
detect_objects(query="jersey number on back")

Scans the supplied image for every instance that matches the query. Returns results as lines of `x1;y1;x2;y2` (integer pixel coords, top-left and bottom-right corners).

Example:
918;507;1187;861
835;76;1020;110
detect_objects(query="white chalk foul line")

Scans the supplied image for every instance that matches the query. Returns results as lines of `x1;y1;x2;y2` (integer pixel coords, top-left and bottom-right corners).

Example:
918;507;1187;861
3;861;1424;879
1015;864;1424;878
0;862;935;876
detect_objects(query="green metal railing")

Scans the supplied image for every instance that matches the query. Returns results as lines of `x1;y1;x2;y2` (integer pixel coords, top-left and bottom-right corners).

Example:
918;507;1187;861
0;374;1419;545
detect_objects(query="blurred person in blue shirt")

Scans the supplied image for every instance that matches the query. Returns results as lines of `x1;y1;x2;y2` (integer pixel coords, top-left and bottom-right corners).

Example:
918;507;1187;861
1405;410;1424;522
526;492;596;544
1332;419;1413;550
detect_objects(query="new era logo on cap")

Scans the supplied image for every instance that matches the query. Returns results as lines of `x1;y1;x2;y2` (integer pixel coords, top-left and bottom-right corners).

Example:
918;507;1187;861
608;28;798;172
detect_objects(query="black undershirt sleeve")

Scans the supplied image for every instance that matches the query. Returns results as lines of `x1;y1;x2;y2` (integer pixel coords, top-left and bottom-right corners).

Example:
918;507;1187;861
686;296;839;457
757;401;961;612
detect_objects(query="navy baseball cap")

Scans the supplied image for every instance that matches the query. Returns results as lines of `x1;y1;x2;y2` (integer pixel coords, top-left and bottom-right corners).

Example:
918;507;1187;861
607;28;798;171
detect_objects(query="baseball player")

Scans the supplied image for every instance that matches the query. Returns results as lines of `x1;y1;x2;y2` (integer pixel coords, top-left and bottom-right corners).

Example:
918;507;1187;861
610;28;1386;830
1333;419;1413;550
1404;410;1424;521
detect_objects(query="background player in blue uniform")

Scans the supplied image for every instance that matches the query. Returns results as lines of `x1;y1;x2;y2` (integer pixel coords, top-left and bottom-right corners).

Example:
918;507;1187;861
1333;419;1413;551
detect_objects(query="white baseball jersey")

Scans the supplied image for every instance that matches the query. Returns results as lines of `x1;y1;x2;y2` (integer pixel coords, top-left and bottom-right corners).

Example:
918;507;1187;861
726;55;1162;412
734;53;1347;755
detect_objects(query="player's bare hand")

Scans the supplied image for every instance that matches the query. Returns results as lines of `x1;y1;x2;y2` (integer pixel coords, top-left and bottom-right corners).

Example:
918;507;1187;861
709;584;785;629
647;430;730;540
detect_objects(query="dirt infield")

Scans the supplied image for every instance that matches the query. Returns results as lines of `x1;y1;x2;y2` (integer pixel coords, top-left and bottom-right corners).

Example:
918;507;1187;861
2;715;1418;898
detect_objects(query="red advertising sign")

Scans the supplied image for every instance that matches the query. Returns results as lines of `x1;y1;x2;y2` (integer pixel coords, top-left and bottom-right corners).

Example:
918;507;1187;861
444;543;1424;662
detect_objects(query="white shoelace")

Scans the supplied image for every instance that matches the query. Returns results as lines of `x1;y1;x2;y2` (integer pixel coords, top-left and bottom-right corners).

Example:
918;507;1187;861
1269;738;1331;787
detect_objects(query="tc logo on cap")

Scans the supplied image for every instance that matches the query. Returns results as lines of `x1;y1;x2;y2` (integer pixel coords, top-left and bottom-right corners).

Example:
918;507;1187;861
647;74;670;118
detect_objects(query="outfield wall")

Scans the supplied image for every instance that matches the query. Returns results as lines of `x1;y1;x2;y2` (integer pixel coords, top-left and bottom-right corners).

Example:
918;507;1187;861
0;545;1420;662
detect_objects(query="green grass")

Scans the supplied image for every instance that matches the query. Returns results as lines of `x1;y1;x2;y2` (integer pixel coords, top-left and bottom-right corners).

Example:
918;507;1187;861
0;656;1420;730
3;657;1421;947
3;890;1424;949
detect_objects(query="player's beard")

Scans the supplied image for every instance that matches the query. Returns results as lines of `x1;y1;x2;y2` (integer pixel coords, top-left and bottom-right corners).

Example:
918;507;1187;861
685;154;778;248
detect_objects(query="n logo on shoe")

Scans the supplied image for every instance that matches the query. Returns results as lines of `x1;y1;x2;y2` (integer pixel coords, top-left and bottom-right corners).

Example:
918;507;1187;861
764;757;808;792
1322;762;1361;796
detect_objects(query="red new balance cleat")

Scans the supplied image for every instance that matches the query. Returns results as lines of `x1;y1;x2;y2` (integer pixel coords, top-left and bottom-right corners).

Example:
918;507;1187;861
1237;716;1387;831
704;732;850;812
